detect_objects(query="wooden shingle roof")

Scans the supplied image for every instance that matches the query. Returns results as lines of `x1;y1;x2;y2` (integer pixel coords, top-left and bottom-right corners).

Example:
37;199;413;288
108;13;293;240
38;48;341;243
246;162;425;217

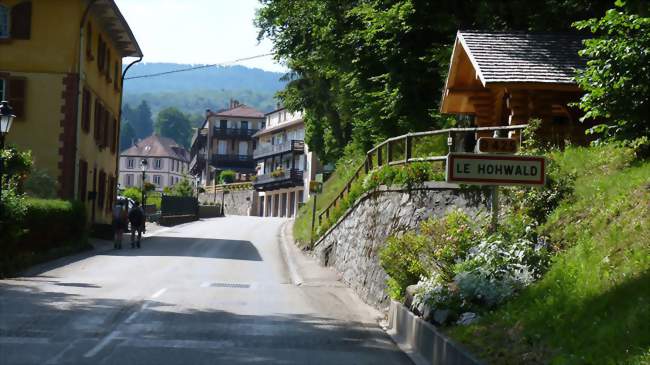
458;31;585;85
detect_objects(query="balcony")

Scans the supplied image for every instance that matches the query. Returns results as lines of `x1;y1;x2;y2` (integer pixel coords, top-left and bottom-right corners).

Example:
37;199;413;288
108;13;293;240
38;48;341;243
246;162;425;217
211;154;256;171
253;140;305;160
213;127;259;140
189;154;205;175
253;168;304;191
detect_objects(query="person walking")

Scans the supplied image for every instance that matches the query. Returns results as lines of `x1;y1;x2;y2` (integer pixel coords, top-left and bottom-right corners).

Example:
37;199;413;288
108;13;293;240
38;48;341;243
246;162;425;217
112;201;127;249
128;201;145;248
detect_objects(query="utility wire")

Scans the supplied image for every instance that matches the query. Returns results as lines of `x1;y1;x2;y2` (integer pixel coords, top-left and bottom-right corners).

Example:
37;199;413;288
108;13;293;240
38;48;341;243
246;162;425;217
124;53;275;80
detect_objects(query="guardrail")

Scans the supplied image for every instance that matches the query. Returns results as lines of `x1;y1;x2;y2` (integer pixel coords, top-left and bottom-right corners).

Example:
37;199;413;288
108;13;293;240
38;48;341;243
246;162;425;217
253;140;305;159
317;125;527;225
204;182;253;194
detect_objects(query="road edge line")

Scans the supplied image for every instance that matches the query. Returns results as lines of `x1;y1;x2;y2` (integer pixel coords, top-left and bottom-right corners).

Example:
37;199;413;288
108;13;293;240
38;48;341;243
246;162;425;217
279;220;303;286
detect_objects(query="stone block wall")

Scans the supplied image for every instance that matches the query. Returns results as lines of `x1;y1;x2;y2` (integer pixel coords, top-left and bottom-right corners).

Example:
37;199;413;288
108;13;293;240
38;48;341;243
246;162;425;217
312;182;490;310
199;189;258;216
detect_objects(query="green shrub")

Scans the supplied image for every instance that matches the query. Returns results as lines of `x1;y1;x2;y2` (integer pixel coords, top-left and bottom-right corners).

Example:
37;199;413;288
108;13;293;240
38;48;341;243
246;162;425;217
122;187;142;204
21;199;86;251
380;232;430;299
23;168;58;199
220;169;236;183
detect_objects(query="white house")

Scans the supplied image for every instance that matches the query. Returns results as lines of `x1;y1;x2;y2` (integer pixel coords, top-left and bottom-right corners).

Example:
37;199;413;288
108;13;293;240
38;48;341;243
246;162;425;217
252;108;320;218
119;134;190;191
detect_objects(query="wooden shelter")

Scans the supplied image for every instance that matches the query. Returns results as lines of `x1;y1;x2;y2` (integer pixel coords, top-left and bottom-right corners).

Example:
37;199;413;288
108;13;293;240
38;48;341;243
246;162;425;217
440;31;590;143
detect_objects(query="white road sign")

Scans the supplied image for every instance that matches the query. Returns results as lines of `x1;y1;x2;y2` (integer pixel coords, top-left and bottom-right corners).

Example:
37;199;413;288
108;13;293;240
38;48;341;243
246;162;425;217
446;153;545;186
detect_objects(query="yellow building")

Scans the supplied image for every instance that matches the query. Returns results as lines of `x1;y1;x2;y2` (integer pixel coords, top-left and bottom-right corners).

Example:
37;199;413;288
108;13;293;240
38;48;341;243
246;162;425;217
0;0;142;225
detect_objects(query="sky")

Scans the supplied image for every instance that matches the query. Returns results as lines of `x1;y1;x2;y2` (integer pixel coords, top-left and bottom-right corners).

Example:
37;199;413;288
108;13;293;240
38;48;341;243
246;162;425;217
114;0;285;72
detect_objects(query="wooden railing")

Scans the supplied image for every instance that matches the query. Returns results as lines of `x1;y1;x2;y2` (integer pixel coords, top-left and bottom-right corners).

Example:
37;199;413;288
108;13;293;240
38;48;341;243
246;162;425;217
204;182;253;194
316;125;528;225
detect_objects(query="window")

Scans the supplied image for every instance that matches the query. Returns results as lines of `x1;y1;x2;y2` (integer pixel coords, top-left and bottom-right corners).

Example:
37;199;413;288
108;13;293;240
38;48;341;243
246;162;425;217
154;159;162;169
220;120;228;129
97;35;106;73
127;158;134;169
0;5;8;38
153;175;161;185
81;88;91;133
93;99;101;143
97;170;106;209
126;174;133;187
241;121;248;130
110;117;117;153
4;77;26;119
105;49;112;82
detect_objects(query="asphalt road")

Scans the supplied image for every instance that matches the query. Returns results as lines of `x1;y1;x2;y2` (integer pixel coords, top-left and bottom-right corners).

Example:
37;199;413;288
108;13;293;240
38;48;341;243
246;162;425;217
0;216;412;365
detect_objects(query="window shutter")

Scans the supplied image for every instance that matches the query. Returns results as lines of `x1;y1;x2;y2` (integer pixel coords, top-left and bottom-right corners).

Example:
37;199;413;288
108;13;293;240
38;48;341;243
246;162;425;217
102;109;109;148
10;1;31;40
8;77;26;119
93;99;101;142
82;88;90;133
78;159;88;202
98;170;106;209
110;117;117;153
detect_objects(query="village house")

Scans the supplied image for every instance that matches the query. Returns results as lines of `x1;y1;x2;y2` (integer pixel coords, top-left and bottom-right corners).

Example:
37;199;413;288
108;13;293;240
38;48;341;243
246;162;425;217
189;100;264;186
440;31;592;145
0;0;142;225
252;108;319;218
119;135;190;192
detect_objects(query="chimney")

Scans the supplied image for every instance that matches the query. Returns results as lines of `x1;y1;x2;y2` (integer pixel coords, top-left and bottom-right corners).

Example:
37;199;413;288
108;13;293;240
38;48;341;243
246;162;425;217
205;108;212;118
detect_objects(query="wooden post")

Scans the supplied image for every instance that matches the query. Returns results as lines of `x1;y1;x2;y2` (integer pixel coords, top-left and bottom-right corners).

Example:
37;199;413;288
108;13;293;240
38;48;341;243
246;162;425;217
377;147;383;167
387;140;393;164
365;155;372;173
405;135;412;162
310;193;318;248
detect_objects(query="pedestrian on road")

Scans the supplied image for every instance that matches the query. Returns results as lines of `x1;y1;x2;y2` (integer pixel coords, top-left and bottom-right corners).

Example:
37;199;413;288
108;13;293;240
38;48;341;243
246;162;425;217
112;201;127;249
128;202;145;249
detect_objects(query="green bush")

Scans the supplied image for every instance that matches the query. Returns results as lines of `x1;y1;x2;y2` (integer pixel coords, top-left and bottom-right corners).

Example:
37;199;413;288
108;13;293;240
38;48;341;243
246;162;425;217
23;168;58;199
220;169;236;184
21;199;86;251
122;187;142;203
380;232;430;299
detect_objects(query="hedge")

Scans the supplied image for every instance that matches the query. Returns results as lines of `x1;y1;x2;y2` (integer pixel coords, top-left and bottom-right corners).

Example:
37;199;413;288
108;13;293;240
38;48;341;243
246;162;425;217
20;199;87;251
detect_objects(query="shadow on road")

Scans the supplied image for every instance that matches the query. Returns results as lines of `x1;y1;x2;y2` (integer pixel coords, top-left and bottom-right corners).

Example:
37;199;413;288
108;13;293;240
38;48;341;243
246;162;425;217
99;236;263;261
0;283;412;364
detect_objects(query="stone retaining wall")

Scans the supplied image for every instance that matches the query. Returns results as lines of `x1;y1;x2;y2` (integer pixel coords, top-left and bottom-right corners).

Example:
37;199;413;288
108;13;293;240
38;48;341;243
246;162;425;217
199;190;258;216
312;182;490;309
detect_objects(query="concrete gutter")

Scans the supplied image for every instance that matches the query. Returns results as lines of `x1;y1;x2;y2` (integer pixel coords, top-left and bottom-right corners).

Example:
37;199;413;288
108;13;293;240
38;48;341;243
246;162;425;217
385;300;485;365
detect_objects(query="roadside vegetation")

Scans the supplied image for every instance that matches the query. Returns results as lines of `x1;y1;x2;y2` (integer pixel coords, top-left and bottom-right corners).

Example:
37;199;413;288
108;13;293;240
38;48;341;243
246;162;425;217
0;147;89;277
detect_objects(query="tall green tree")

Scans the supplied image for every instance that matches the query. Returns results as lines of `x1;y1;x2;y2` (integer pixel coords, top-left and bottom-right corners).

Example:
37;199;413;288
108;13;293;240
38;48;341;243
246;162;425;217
132;100;154;139
574;2;650;141
155;107;192;148
119;120;136;151
256;0;611;163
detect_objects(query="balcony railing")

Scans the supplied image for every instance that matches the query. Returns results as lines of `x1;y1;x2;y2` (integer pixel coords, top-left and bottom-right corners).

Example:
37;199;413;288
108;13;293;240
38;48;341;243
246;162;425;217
253;168;304;189
189;154;205;174
211;154;256;169
253;140;305;159
213;127;259;139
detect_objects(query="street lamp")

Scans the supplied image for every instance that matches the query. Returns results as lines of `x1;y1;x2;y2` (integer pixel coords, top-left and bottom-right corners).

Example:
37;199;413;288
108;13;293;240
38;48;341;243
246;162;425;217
0;101;16;216
140;158;148;206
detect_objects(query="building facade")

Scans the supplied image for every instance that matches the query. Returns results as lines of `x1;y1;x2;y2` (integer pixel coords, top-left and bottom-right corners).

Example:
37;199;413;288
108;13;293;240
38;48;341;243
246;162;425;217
119;135;190;192
0;0;141;224
189;101;264;185
252;108;319;218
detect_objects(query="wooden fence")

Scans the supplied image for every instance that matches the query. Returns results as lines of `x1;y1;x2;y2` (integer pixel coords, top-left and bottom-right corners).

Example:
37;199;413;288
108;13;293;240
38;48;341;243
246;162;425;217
317;125;528;225
204;182;253;194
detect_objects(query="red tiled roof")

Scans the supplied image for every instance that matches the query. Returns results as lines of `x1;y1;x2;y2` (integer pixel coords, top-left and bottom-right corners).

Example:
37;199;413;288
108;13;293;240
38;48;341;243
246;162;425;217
208;104;265;119
120;134;190;161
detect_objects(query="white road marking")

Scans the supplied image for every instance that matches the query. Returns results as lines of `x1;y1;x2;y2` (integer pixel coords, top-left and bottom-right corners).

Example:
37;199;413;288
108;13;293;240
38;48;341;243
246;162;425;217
0;336;50;345
124;312;139;324
45;339;79;365
83;330;121;358
151;288;167;299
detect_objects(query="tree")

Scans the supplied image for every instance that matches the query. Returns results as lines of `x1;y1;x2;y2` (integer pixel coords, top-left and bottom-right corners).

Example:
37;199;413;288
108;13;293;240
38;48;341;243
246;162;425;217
132;100;154;139
170;177;194;197
154;107;192;148
119;120;136;151
219;170;236;184
574;3;650;141
256;0;612;163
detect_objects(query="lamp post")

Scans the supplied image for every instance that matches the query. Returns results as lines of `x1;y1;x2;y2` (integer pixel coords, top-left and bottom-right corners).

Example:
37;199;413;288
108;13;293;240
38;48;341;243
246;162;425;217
0;101;16;217
140;158;148;206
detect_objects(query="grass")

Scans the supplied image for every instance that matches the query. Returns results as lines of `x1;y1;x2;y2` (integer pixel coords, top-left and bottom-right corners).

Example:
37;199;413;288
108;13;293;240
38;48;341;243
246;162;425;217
448;144;650;365
293;150;366;246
